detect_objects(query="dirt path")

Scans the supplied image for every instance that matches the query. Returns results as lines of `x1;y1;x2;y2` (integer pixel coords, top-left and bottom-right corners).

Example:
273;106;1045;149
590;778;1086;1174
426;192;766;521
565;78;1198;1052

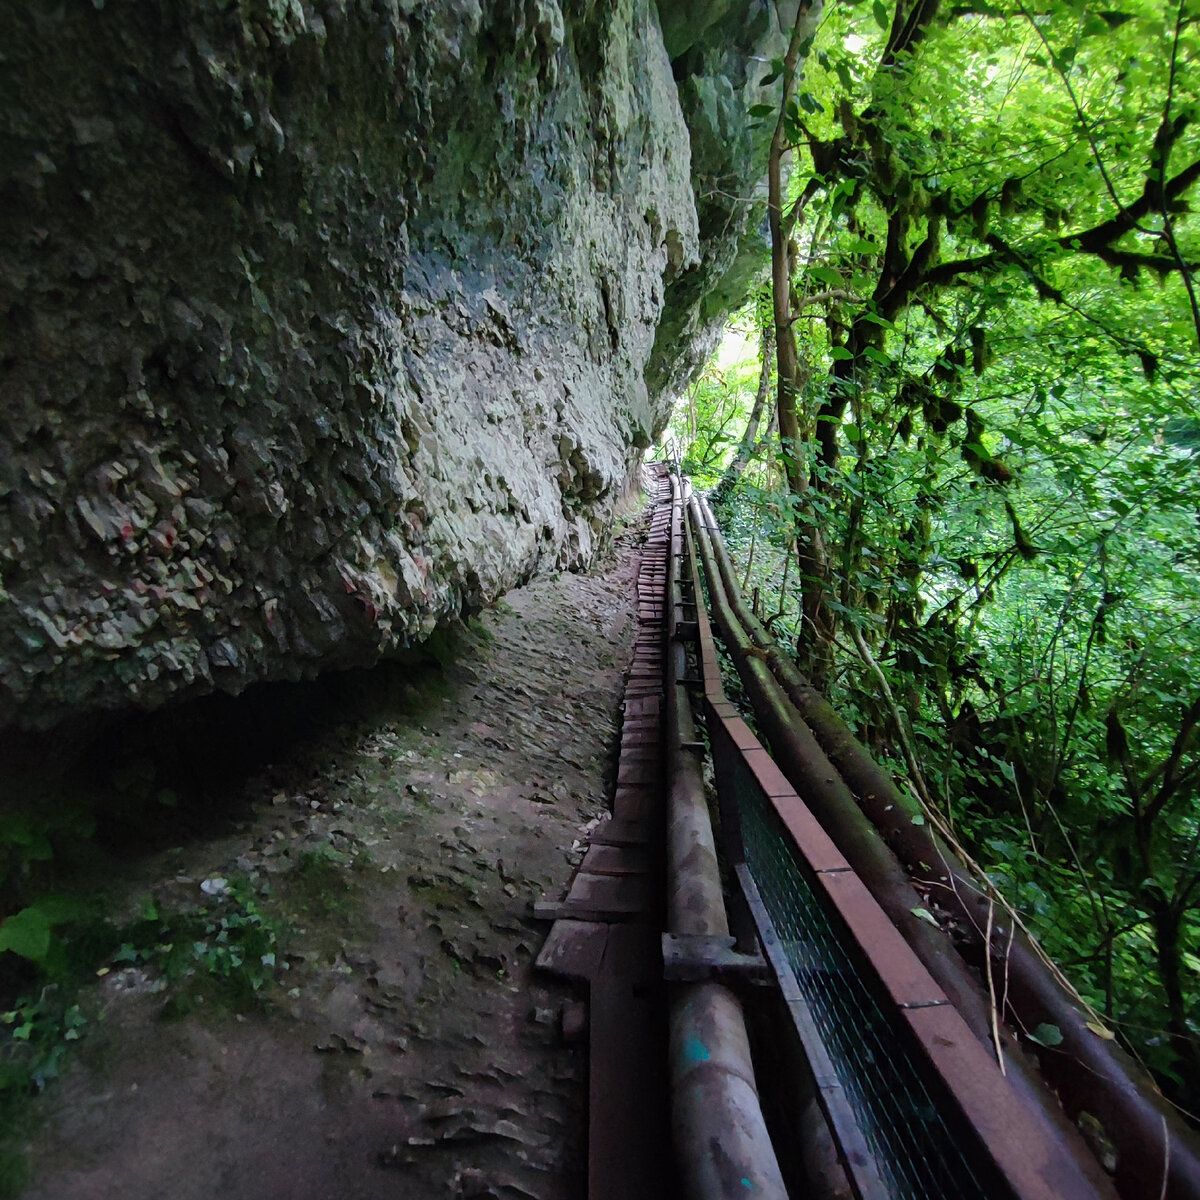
16;512;649;1200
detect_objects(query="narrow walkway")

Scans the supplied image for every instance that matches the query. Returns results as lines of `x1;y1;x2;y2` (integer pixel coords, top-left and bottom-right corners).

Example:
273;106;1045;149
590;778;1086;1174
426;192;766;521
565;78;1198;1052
15;470;1181;1200
535;470;673;1200
16;515;652;1200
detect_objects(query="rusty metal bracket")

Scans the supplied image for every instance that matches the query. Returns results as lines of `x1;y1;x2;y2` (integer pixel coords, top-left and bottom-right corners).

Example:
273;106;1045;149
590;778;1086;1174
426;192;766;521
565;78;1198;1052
661;932;771;984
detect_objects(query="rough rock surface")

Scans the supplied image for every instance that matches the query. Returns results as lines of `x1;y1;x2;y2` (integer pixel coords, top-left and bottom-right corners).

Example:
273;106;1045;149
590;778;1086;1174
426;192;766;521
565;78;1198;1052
0;0;781;730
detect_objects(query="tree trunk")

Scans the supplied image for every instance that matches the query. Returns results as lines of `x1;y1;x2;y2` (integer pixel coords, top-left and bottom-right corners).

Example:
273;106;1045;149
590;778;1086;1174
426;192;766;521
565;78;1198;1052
712;322;774;507
768;0;832;686
1152;897;1200;1101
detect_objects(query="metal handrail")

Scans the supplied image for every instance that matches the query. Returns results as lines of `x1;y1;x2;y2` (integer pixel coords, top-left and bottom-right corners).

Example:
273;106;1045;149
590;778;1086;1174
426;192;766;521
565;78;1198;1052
663;472;788;1200
686;485;1117;1200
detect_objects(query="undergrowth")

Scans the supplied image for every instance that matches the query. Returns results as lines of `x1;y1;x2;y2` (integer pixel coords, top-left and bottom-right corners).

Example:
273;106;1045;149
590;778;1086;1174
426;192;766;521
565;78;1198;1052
0;616;478;1193
0;867;290;1197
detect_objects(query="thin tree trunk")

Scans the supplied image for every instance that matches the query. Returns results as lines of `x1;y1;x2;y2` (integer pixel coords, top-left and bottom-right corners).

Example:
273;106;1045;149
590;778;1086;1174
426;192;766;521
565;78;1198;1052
1152;899;1200;1091
768;0;832;687
712;322;774;507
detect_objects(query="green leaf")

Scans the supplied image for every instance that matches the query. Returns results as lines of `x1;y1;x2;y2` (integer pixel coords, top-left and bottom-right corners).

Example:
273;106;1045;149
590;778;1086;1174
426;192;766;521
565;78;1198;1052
811;266;844;288
1052;46;1076;72
830;346;855;361
1164;417;1200;452
1027;1023;1064;1048
25;895;86;925
911;906;940;927
873;0;890;30
0;908;52;963
748;103;776;119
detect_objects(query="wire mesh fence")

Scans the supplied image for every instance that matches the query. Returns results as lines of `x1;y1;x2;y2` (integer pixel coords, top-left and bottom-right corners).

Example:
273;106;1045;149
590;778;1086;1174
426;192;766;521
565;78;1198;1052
733;751;1000;1200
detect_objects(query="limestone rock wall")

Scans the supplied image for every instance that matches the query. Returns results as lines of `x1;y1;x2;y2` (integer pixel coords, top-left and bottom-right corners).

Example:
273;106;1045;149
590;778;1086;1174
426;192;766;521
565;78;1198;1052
0;0;778;730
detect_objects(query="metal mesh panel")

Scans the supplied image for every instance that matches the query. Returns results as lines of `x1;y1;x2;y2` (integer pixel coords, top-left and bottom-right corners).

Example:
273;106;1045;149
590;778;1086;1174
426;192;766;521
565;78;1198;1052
734;754;997;1200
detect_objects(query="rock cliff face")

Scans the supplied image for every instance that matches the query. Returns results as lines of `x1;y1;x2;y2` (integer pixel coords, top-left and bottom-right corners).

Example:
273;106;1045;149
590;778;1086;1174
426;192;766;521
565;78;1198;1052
0;0;780;731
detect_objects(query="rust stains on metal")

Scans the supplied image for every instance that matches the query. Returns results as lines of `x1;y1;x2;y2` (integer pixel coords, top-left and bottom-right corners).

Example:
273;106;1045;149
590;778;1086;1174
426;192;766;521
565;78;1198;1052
688;489;1120;1200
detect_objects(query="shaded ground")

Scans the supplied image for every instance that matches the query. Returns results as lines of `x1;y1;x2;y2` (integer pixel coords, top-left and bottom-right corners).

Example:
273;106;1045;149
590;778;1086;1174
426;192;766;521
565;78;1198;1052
11;513;648;1200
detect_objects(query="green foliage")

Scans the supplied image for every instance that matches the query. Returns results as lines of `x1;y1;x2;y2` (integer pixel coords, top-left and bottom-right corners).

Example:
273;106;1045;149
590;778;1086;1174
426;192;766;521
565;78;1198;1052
0;860;290;1183
701;0;1200;1104
0;897;87;967
0;876;285;1102
657;312;767;484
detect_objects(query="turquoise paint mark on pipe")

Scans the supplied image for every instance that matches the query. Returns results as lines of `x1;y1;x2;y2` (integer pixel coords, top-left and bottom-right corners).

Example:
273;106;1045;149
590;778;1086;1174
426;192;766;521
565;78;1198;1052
683;1035;710;1064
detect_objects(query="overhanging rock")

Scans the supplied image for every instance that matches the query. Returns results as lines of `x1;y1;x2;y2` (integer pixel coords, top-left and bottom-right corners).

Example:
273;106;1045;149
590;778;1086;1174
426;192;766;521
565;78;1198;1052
0;0;781;730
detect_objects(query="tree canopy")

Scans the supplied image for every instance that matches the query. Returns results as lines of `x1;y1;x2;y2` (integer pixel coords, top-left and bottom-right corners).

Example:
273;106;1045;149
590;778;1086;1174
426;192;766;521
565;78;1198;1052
667;0;1200;1110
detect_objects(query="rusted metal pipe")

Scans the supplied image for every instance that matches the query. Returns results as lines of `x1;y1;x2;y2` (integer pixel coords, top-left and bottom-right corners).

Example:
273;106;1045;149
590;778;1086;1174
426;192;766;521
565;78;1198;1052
689;494;1120;1199
694;492;1200;1200
666;482;728;938
671;983;790;1200
665;475;787;1200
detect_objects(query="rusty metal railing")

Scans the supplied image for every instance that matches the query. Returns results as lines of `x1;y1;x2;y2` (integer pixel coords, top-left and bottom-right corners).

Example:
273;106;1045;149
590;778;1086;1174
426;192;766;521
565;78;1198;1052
677;477;1118;1200
695;487;1200;1200
662;473;789;1200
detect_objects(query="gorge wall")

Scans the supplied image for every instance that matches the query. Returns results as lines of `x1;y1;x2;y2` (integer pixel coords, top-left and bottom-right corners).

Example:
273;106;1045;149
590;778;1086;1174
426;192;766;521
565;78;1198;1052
0;0;782;731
